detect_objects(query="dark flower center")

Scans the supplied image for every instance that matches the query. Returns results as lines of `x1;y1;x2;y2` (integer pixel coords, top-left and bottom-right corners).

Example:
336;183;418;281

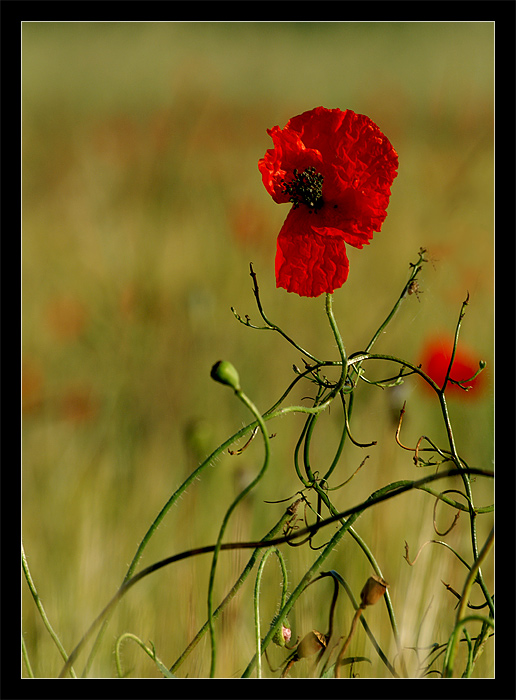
282;166;324;212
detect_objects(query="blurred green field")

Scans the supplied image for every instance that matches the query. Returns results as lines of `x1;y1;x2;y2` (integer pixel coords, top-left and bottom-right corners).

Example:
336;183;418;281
22;22;494;678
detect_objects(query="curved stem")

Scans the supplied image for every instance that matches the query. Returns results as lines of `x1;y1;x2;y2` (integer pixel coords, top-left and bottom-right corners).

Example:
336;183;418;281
169;505;293;674
325;293;348;389
443;527;494;677
346;527;407;674
245;263;323;363
327;570;398;677
365;248;427;353
308;481;406;676
207;386;271;677
81;377;368;674
57;467;492;678
335;607;364;677
124;357;353;587
241;513;360;677
321;393;349;481
22;544;77;678
114;633;174;678
253;548;288;678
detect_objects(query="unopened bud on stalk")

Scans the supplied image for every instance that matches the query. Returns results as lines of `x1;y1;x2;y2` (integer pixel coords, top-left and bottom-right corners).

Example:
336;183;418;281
360;575;388;607
272;619;292;647
210;360;241;392
295;630;327;659
335;577;388;678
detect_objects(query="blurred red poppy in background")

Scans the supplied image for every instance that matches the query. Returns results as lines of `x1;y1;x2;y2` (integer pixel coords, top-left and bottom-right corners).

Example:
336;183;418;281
419;336;486;398
259;107;398;297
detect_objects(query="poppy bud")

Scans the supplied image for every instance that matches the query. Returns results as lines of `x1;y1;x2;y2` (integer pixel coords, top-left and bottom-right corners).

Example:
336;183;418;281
360;575;388;607
272;619;292;647
295;630;327;659
210;360;241;392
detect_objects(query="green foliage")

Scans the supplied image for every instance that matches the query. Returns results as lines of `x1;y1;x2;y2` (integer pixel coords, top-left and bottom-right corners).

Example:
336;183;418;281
22;22;493;678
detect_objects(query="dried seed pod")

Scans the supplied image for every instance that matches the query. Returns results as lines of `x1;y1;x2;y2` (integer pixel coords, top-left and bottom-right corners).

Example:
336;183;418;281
295;630;327;659
360;575;388;607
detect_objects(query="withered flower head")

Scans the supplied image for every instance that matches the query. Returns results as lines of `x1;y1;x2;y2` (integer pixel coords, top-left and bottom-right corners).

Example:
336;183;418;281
360;575;388;607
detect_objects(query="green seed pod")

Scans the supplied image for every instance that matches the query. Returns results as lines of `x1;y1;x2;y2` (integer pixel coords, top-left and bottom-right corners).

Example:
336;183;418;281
210;360;241;392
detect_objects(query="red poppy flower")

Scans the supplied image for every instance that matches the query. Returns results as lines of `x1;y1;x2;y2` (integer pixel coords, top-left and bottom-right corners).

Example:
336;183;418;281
259;107;399;297
419;336;486;398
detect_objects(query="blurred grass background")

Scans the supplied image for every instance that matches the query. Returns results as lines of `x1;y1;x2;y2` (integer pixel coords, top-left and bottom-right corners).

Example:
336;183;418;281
22;22;494;678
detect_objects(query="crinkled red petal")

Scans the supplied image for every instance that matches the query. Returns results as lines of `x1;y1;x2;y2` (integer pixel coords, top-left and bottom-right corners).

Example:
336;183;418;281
260;107;399;297
258;125;324;204
275;208;349;297
260;108;398;208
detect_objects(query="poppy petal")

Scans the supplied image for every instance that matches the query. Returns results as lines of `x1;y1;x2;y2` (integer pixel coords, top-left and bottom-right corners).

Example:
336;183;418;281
276;208;349;297
260;107;398;297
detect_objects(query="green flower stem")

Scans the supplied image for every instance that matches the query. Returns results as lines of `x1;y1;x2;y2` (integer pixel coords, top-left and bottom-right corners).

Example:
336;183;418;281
77;384;367;676
346;248;428;425
435;296;493;619
294;383;327;487
301;296;405;672
339;390;377;448
241;473;466;679
325;293;348;389
310;481;406;675
125;352;361;587
461;626;474;678
21;635;34;678
441;293;469;395
232;308;322;365
253;548;288;678
324;570;398;677
416;486;493;514
22;544;77;678
364;249;427;354
114;633;174;678
169;505;294;674
443;527;494;678
241;513;361;678
321;393;349;481
347;527;406;671
207;385;271;678
302;412;321;483
358;349;493;618
58;467;491;678
234;263;324;363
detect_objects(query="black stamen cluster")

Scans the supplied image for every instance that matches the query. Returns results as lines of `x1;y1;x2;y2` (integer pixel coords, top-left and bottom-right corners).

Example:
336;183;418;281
282;166;324;212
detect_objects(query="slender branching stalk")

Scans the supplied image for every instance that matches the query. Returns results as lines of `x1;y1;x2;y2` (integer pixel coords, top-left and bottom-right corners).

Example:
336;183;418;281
43;250;493;680
22;544;77;678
